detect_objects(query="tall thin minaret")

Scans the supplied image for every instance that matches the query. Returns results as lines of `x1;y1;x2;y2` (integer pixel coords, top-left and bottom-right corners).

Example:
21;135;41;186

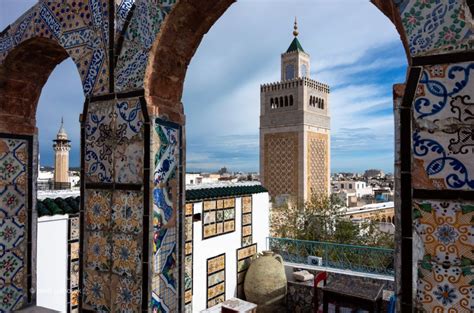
260;19;330;202
53;118;71;189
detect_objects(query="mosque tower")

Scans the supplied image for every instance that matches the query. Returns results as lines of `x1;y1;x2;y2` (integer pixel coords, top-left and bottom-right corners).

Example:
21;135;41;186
53;118;71;189
260;19;330;201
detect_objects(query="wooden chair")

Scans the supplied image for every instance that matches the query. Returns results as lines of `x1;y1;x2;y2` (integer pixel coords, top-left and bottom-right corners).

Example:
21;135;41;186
313;271;328;313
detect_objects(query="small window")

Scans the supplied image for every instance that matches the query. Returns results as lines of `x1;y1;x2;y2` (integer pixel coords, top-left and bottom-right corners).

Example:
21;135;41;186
321;99;325;109
275;98;278;107
280;97;283;107
349;184;353;189
341;183;344;188
285;96;288;107
290;95;294;106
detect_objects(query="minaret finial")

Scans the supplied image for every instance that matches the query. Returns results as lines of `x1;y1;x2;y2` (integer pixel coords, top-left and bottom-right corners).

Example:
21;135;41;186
293;17;299;37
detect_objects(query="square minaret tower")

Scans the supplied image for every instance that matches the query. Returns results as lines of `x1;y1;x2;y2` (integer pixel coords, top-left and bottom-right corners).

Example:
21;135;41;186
260;22;330;202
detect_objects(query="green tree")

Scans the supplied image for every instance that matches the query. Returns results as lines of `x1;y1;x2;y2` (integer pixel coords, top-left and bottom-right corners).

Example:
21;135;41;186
270;193;394;248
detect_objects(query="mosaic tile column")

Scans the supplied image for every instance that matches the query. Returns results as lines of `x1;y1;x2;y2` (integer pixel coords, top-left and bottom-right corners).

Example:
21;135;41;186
82;96;149;312
150;117;182;312
0;135;34;311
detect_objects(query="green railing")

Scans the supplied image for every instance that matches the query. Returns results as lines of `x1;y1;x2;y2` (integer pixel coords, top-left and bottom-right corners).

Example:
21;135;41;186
267;237;394;276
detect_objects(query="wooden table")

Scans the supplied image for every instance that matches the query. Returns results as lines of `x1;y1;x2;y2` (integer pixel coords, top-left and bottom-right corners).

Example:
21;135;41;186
321;277;384;313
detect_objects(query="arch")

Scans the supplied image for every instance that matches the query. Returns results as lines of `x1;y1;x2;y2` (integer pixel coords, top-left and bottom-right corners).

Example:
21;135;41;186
275;97;279;107
0;37;70;134
290;95;294;106
285;95;288;106
270;98;274;109
280;96;283;107
382;217;386;223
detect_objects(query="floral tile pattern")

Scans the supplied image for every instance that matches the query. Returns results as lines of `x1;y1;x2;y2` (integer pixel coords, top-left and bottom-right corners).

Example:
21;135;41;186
83;270;111;312
85;190;112;231
414;200;474;311
0;137;29;312
112;190;143;234
112;233;141;277
397;0;472;56
111;275;142;312
114;0;175;92
0;0;111;96
412;62;474;190
85;231;111;272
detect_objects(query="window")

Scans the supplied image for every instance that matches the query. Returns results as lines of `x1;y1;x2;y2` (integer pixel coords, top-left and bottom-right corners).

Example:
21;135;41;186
285;96;288;107
285;63;295;80
321;99;325;109
275;97;278;108
202;198;235;239
341;183;344;189
301;64;308;77
290;95;294;106
280;97;283;108
349;184;353;189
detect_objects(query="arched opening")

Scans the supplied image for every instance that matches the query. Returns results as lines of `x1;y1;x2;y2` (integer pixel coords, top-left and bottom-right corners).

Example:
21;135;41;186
0;35;84;312
285;96;288;107
290;95;294;106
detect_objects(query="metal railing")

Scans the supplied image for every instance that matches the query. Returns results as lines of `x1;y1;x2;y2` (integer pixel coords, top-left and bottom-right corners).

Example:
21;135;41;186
267;237;394;276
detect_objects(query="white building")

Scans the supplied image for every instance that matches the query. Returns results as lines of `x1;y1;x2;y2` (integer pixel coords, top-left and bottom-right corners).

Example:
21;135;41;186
333;180;373;198
36;182;271;313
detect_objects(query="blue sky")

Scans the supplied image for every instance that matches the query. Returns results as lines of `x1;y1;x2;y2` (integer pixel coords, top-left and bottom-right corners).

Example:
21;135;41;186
1;0;408;173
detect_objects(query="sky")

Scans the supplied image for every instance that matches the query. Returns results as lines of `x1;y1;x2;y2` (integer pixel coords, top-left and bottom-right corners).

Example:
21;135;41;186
1;0;408;173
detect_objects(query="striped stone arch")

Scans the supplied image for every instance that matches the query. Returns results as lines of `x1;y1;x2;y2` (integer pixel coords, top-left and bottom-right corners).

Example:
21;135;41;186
1;0;473;312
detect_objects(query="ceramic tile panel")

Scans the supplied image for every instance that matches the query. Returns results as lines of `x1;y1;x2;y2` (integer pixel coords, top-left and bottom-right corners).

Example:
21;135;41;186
0;137;29;312
414;199;474;311
236;244;257;299
112;233;141;277
85;190;112;231
111;275;142;312
70;260;79;289
85;100;115;183
203;198;236;239
416;263;472;311
83;269;111;312
412;62;474;190
115;42;149;92
70;241;80;260
70;216;80;240
207;254;225;308
85;231;111;272
112;190;143;234
414;201;473;265
396;0;472;56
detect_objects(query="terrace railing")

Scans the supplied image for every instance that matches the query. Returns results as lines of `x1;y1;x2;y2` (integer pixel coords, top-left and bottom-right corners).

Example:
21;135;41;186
267;237;394;276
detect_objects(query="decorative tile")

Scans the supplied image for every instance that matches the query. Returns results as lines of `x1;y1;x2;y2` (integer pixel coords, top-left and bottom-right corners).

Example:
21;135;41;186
0;217;25;252
85;231;111;272
207;254;225;275
414;201;473;265
115;140;144;184
115;42;148;92
399;0;472;56
70;289;79;307
111;275;142;312
159;242;177;293
70;242;80;260
237;244;257;261
70;260;79;289
208;271;224;287
412;62;474;190
0;250;24;282
416;262;472;311
0;283;24;312
83;270;111;312
153;188;174;228
242;213;252;226
112;190;143;234
85;190;111;231
70;216;80;240
0;185;26;218
153;121;179;186
112;234;141;278
115;98;144;139
85;101;115;183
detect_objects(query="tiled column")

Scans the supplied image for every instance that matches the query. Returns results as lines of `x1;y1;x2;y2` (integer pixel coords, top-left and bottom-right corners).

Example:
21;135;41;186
0;135;34;311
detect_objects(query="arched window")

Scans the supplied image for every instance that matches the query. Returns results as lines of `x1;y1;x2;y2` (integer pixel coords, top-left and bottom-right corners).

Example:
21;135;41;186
321;99;324;109
285;64;295;80
290;95;293;106
275;97;278;108
280;97;283;107
310;96;313;107
285;96;288;107
270;98;274;109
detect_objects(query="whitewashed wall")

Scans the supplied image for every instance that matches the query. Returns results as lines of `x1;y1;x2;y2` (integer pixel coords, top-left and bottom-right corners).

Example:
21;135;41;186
36;214;68;312
192;192;270;312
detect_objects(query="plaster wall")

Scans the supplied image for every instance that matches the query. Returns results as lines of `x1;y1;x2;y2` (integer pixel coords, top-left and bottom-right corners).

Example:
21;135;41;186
36;215;68;312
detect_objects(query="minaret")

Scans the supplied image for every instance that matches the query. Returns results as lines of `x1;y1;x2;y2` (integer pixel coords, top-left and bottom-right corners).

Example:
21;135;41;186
53;118;71;189
260;20;330;202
